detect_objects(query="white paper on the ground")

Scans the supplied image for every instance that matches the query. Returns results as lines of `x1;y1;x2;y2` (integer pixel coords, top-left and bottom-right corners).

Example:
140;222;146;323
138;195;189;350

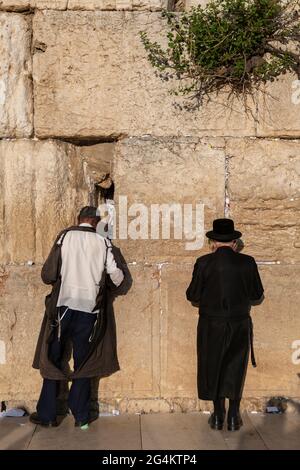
0;408;26;418
266;406;280;413
99;410;120;417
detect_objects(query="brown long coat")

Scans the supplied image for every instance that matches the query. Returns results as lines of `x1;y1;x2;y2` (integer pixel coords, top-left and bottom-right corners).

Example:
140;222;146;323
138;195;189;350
32;226;132;380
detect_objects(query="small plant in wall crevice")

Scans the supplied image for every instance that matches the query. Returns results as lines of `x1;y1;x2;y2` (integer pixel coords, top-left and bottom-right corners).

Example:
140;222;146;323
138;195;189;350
139;0;300;111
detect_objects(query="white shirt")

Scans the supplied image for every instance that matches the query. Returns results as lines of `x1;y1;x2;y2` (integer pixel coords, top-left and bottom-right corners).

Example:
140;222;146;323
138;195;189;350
56;223;124;313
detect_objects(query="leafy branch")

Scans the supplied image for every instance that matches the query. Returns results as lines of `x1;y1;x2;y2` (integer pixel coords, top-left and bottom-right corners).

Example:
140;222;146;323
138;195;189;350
140;0;300;110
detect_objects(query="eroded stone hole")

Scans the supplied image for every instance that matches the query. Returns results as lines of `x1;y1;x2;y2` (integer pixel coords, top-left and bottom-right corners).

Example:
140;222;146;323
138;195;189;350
90;175;114;205
95;176;115;203
33;41;48;54
56;136;122;147
77;141;115;209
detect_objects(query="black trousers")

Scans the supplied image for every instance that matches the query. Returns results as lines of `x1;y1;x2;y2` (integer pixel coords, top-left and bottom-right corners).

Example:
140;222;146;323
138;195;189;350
197;315;250;401
37;307;96;422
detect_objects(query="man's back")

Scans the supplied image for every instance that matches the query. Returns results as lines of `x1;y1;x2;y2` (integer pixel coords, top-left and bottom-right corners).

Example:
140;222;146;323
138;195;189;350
186;246;264;317
57;227;123;313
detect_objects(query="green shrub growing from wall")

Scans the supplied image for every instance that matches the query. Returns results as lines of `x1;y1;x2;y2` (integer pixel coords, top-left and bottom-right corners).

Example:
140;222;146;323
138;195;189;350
140;0;300;110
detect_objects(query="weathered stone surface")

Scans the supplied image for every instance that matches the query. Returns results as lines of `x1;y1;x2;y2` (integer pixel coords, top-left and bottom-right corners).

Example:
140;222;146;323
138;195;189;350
245;265;300;398
81;142;114;205
33;0;68;9
113;136;226;263
227;138;300;263
0;266;48;400
0;264;161;401
0;139;89;264
0;0;172;10
32;11;256;139
0;1;30;11
68;0;170;10
68;0;116;9
160;263;300;400
0;13;33;137
0;138;124;264
160;264;198;397
101;264;161;398
257;73;300;138
0;1;299;413
1;264;299;405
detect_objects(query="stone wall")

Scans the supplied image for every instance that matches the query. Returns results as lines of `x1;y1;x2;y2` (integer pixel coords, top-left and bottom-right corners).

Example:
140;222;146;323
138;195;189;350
0;3;299;413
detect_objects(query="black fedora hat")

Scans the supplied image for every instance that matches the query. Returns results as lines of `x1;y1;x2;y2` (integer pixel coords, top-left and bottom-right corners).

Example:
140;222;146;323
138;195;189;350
206;218;242;242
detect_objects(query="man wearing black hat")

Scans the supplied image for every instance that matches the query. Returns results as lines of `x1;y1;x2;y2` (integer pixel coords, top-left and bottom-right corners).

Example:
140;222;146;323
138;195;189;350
30;206;125;428
186;218;264;431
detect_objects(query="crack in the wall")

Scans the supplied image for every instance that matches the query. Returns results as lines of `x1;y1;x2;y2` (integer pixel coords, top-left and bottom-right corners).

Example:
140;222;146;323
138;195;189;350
31;159;37;259
28;12;35;139
4;135;300;144
157;262;163;398
224;153;230;218
40;135;125;146
9;308;17;345
0;266;9;295
255;135;300;141
33;41;47;53
254;88;259;137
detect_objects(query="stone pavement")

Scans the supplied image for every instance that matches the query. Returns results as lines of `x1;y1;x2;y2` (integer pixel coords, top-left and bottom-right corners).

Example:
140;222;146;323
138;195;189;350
0;412;300;450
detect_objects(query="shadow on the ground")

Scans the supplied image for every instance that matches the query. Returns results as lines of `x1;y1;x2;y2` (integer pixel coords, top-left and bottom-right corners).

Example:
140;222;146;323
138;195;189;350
0;417;35;450
236;398;300;450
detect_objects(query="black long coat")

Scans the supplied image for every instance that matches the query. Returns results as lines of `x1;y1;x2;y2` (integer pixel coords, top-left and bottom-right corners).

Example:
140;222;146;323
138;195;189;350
32;226;132;381
186;246;264;401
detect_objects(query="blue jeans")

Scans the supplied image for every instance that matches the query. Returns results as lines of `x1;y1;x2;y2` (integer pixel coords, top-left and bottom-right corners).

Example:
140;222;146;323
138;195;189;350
37;307;96;422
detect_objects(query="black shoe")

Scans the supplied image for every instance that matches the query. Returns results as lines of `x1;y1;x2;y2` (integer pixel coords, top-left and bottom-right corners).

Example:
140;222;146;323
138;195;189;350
208;413;225;430
29;412;58;427
227;414;243;431
75;414;99;428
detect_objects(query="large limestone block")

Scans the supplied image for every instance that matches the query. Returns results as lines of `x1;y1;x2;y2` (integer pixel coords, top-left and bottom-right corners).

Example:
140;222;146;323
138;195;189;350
227;138;300;263
257;73;300;138
0;0;171;10
100;264;161;398
245;265;300;398
0;1;29;10
0;139;121;264
0;139;89;264
1;264;299;405
0;13;33;137
33;0;68;9
0;264;161;401
160;264;300;400
113;136;225;263
0;266;48;400
32;11;256;139
68;0;170;10
68;0;116;10
160;264;198;397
